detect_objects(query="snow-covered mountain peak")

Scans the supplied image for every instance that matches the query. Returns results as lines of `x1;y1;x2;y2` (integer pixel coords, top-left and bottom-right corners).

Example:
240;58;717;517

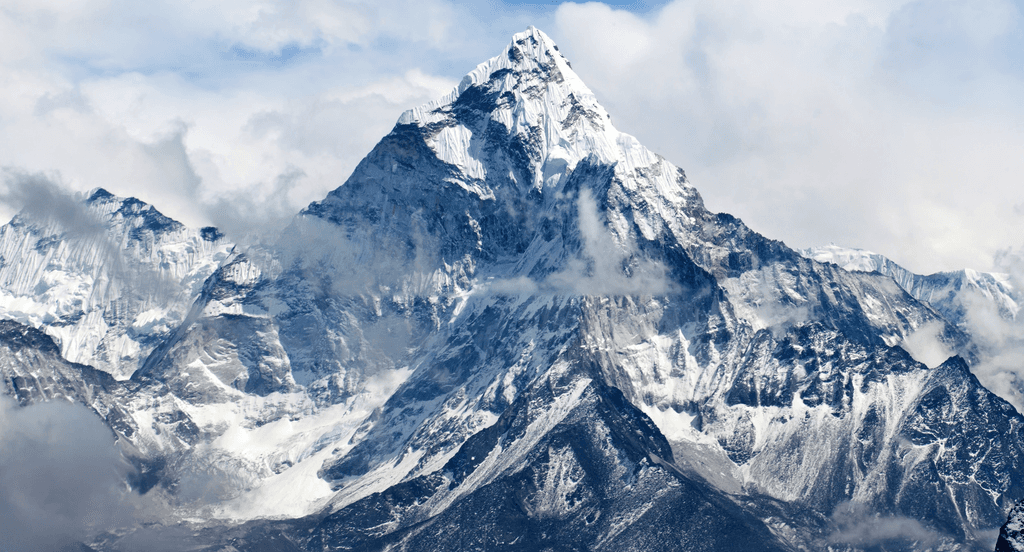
398;26;592;127
296;27;700;310
4;28;1024;552
81;187;198;242
393;27;666;193
0;187;232;379
801;244;887;273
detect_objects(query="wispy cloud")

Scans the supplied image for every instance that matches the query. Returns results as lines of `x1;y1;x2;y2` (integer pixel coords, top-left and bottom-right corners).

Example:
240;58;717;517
0;395;133;551
829;501;943;549
0;168;105;237
489;189;674;296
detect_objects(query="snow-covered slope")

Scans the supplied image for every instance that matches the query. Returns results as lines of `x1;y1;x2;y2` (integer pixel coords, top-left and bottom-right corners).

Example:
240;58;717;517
0;189;232;379
803;244;1024;411
2;28;1022;552
802;244;1019;328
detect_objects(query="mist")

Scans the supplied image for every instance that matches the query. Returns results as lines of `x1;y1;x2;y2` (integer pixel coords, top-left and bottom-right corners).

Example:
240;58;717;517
959;247;1024;411
829;501;944;550
490;189;675;297
0;395;133;552
0;168;107;239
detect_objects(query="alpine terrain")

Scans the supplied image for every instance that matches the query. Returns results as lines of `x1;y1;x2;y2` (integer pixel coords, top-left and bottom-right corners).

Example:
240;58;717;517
803;245;1024;412
1;27;1022;552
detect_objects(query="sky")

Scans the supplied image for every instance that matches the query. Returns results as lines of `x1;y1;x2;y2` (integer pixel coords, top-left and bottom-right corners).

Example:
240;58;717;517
0;0;1022;274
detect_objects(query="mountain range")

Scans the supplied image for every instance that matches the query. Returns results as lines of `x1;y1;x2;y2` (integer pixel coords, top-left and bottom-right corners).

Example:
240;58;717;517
1;27;1021;552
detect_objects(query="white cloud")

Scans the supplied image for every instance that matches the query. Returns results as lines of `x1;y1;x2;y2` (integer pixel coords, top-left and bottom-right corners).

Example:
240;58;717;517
829;500;942;548
960;247;1024;411
552;0;1024;274
546;189;673;295
487;189;674;296
900;320;955;369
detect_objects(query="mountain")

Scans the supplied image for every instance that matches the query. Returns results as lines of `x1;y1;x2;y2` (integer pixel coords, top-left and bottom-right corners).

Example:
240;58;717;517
0;188;231;379
802;244;1024;411
801;245;1019;332
1;27;1022;552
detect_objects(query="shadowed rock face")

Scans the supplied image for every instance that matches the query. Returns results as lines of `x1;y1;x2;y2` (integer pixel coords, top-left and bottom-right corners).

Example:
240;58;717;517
306;368;789;552
2;27;1023;552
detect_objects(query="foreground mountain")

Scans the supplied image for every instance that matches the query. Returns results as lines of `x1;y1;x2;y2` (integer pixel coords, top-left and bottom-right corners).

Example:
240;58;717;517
0;27;1021;552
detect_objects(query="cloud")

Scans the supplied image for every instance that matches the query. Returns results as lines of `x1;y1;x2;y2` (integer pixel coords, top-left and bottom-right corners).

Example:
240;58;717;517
900;320;956;369
0;168;106;237
489;189;675;296
0;170;187;307
958;246;1024;411
0;395;133;552
546;188;673;295
552;0;1024;274
829;501;943;549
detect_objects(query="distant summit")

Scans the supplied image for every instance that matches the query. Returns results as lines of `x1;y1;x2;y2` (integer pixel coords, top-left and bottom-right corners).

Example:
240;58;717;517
0;188;230;379
0;28;1021;551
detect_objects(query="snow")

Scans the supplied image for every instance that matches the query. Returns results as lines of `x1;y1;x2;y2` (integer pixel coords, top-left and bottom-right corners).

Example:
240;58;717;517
397;26;692;211
427;373;592;515
640;404;701;443
0;193;232;379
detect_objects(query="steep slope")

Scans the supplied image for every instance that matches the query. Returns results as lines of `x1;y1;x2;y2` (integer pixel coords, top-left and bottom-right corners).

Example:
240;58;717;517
124;27;1024;548
296;27;1017;539
148;27;1019;548
0;189;232;379
0;319;203;468
306;362;789;552
803;244;1024;412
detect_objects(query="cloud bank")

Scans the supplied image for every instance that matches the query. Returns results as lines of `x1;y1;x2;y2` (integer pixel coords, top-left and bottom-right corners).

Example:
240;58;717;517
0;395;133;551
552;0;1024;274
0;0;1020;276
